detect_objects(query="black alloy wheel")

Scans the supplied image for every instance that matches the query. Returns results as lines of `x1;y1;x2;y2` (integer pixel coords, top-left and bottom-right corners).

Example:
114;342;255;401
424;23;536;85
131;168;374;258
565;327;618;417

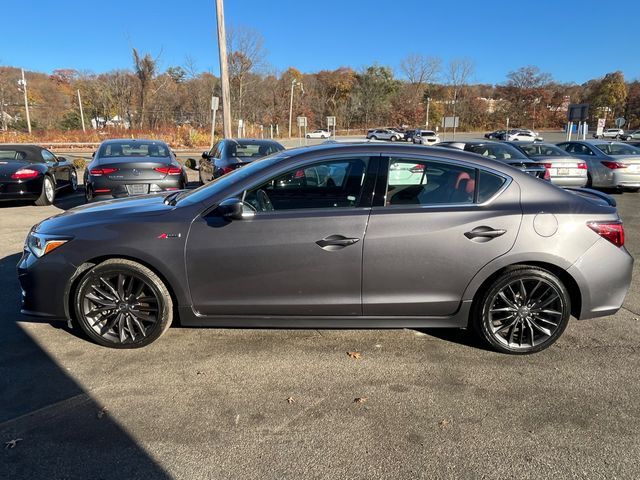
474;266;571;354
74;259;173;348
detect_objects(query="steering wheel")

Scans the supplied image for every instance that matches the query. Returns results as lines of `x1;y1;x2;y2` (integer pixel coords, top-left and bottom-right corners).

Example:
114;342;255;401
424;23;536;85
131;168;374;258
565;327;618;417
256;189;274;212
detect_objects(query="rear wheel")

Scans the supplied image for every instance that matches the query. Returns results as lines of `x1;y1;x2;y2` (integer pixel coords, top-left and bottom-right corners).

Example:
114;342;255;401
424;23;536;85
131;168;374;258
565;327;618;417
390;136;397;142
74;259;173;348
473;266;571;354
35;176;55;206
69;170;78;192
370;135;377;140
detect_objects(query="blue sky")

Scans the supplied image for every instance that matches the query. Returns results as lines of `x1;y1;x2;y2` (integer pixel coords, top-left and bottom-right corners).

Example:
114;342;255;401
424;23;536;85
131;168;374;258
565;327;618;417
2;0;637;84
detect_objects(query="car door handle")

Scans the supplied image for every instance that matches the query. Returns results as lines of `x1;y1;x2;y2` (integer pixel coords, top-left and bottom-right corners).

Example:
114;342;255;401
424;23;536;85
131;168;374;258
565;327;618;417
464;227;507;240
316;235;360;250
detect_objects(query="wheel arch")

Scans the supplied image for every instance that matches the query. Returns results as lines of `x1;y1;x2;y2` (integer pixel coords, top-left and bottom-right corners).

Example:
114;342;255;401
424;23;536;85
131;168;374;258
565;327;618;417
467;261;582;327
64;254;181;325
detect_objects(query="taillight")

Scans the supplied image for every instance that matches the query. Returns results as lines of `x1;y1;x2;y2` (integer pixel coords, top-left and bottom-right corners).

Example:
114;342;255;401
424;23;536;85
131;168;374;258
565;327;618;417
601;161;627;169
90;168;118;176
541;163;553;169
294;169;305;178
577;163;587;169
587;221;624;248
543;169;551;181
221;166;235;175
11;168;39;179
154;166;182;175
410;164;425;173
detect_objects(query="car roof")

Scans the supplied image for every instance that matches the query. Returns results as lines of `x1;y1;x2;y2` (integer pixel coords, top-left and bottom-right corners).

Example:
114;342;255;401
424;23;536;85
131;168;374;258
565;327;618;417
100;138;169;146
222;138;282;146
0;144;46;156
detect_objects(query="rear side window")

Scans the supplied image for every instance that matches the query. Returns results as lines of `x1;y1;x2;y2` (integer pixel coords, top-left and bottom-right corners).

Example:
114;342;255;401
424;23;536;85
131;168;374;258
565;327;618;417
386;159;476;206
477;170;507;203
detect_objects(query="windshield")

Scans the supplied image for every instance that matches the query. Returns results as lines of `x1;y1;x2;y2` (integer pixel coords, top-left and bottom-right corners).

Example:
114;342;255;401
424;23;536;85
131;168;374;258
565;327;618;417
99;141;170;158
594;143;640;155
175;151;291;206
519;144;566;157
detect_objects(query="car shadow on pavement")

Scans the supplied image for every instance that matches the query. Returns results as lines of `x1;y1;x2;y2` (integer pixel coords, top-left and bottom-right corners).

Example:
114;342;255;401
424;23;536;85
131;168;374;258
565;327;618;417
414;327;492;352
0;188;85;211
0;253;171;479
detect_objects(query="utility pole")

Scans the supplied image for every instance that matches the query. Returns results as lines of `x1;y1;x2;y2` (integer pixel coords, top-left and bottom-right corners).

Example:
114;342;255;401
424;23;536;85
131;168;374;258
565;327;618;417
215;0;232;138
77;89;86;132
19;68;32;134
425;97;431;128
288;79;302;138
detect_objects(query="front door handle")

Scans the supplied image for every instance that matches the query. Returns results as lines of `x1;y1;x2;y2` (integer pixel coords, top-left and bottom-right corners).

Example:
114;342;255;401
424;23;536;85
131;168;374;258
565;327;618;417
316;234;360;251
464;227;507;240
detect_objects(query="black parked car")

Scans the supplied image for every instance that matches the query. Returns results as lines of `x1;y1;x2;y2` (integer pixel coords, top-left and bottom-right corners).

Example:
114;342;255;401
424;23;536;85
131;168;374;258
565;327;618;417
484;130;506;140
84;139;187;202
0;144;77;205
191;139;284;184
19;143;632;354
437;141;549;180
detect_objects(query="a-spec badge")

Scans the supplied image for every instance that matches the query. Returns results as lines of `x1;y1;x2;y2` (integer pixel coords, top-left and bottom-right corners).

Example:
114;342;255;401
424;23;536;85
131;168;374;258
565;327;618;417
157;233;181;239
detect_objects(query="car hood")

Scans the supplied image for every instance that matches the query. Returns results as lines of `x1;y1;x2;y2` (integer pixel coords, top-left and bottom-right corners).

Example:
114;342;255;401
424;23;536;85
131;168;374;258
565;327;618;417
35;193;175;234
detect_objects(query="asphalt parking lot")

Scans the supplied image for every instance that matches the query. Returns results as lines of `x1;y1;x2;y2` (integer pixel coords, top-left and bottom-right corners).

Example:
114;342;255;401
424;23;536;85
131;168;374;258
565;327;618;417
1;178;639;479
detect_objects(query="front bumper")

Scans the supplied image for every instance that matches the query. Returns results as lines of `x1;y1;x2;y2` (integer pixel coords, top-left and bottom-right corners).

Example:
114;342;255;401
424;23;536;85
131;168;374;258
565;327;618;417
17;248;77;319
568;237;634;319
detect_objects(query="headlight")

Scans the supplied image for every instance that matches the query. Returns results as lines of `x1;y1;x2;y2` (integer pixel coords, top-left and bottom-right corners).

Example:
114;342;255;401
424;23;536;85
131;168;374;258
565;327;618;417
26;231;70;258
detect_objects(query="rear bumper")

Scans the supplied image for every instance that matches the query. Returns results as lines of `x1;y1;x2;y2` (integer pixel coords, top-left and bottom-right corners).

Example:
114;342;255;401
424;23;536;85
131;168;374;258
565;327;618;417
568;238;634;319
551;176;588;187
609;171;640;188
89;177;183;199
0;178;42;201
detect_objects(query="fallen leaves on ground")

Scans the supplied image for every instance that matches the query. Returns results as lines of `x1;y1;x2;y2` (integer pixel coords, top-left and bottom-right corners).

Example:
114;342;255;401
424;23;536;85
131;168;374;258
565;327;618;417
438;419;452;429
347;351;362;360
354;397;368;404
5;439;22;449
97;407;108;419
286;397;295;404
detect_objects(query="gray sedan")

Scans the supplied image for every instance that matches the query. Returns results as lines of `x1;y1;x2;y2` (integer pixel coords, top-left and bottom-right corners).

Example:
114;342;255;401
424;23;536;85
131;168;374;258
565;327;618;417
507;142;588;187
19;143;633;354
556;140;640;191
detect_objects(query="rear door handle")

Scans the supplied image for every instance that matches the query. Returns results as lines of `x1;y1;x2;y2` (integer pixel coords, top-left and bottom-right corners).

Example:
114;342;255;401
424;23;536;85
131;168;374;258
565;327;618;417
464;227;507;240
316;235;360;250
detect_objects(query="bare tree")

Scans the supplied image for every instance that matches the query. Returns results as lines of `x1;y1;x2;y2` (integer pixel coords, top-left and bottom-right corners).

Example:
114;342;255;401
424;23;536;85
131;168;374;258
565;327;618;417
226;25;267;121
132;48;158;128
446;58;475;137
400;54;441;86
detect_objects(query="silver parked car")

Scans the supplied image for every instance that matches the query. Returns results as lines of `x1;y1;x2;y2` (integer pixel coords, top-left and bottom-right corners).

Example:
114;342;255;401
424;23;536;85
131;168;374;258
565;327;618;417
20;143;633;354
366;128;402;141
413;130;441;145
507;142;588;187
556;140;640;191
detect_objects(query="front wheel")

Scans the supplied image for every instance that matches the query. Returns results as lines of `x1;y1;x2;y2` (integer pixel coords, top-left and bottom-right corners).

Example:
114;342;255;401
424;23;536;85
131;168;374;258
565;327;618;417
473;266;571;354
74;259;173;348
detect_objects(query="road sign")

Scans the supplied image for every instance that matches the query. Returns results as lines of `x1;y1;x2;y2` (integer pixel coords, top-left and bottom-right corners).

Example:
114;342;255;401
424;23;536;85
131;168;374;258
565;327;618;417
567;103;589;122
211;96;219;111
596;118;606;137
326;116;336;127
441;116;459;128
297;116;307;127
615;117;626;128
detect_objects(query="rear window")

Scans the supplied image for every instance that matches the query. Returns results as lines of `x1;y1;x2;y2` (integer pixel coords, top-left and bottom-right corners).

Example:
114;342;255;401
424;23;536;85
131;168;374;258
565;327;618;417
519;144;565;157
465;144;527;160
0;149;28;160
477;170;507;203
99;142;169;158
594;143;640;155
229;143;280;159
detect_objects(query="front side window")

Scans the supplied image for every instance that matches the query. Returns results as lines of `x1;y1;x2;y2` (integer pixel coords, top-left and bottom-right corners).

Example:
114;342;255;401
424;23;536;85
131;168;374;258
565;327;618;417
41;150;57;163
386;158;477;206
244;158;369;212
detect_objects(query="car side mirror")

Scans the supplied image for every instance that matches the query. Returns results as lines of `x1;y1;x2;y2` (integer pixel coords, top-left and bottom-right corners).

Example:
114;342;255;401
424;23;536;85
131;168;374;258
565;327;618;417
202;151;210;159
91;151;96;158
57;156;67;162
217;198;252;220
185;158;199;170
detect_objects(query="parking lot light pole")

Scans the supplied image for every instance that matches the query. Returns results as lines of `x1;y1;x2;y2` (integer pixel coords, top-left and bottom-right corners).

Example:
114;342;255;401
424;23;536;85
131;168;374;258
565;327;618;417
425;97;431;128
77;89;86;133
215;0;232;138
288;79;302;138
18;69;32;135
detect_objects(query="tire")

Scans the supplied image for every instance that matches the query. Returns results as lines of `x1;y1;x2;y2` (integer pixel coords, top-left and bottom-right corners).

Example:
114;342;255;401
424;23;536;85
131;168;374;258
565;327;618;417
306;135;310;139
390;136;397;142
35;175;55;206
472;266;571;354
586;173;593;189
370;136;377;140
85;183;93;203
74;259;173;348
69;169;78;192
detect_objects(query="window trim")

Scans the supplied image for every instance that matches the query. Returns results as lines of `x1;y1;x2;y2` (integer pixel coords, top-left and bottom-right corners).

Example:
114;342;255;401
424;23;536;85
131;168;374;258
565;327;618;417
376;155;512;210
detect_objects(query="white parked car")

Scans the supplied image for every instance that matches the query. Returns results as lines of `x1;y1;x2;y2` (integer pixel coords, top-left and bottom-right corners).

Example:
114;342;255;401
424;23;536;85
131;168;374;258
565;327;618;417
506;130;542;142
413;130;440;145
306;129;331;139
594;128;624;139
